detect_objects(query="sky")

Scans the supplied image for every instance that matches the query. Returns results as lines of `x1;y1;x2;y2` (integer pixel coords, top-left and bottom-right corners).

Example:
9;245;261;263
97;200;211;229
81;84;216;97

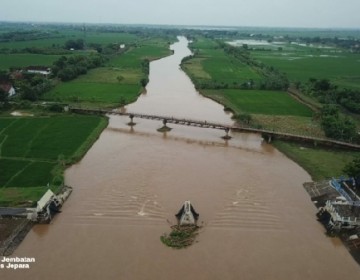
1;0;360;29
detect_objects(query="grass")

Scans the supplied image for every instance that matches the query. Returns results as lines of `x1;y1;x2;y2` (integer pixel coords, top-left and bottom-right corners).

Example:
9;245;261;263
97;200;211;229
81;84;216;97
0;159;29;186
273;141;360;181
184;39;261;86
75;67;142;84
183;36;318;136
253;115;324;137
202;89;313;116
44;37;172;107
85;32;139;45
0;115;108;206
0;54;64;70
46;82;141;105
201;49;261;83
252;50;360;89
111;43;171;68
0;187;58;207
182;58;211;79
0;31;140;50
6;162;56;188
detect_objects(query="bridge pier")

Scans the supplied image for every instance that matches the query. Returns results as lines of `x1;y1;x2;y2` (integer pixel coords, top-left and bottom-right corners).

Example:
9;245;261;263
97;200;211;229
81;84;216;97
157;118;172;132
127;114;136;126
222;128;232;140
262;133;272;143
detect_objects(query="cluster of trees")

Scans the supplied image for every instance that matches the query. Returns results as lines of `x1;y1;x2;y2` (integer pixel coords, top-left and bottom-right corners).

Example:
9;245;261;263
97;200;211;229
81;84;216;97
0;71;54;103
0;30;60;43
64;39;85;50
343;157;360;189
52;54;106;81
140;59;150;87
292;36;360;52
320;105;357;142
0;71;11;105
16;73;53;101
303;78;360;114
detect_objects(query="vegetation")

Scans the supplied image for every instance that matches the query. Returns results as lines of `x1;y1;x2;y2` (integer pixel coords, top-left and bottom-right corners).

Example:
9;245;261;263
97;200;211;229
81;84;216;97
251;51;360;90
273;141;360;181
0;115;107;206
0;23;178;206
344;157;360;177
202;89;312;116
182;38;262;90
1;22;359;206
160;225;200;249
52;54;106;81
0;54;64;70
343;157;360;189
320;105;357;142
182;32;360;144
302;78;360;114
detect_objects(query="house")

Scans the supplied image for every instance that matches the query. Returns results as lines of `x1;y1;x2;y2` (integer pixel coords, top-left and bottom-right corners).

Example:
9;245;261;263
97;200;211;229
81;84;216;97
0;82;16;97
25;66;51;77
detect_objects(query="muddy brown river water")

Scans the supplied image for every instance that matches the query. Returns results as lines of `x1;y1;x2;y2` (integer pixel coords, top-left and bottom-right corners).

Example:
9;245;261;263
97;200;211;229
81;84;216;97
2;37;359;280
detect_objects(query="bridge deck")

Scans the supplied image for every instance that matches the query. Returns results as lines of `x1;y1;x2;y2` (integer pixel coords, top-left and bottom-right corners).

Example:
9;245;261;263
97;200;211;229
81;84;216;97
70;107;360;151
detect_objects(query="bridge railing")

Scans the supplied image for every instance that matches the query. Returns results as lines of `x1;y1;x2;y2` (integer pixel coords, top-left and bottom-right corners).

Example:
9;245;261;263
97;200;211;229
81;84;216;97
69;107;360;150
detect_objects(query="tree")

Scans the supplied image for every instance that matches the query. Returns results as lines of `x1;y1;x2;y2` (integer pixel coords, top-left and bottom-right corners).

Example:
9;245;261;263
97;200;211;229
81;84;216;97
343;157;360;189
65;39;84;50
235;113;252;125
344;157;360;177
0;88;8;103
320;105;357;141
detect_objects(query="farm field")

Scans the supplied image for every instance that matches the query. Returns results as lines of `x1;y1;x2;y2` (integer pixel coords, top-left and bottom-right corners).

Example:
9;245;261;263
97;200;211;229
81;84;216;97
203;89;313;116
201;89;321;136
183;38;262;87
0;28;176;204
251;48;360;89
182;36;322;136
0;115;107;206
0;31;140;50
0;53;64;70
110;39;172;68
46;81;141;105
45;37;173;107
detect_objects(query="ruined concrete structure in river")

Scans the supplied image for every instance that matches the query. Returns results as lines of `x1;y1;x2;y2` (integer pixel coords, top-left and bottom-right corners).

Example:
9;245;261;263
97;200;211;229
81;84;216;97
304;178;360;257
0;186;72;256
0;186;72;224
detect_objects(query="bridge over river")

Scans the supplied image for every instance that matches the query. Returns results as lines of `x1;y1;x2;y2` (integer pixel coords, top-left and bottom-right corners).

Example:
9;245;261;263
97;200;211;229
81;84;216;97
70;107;360;151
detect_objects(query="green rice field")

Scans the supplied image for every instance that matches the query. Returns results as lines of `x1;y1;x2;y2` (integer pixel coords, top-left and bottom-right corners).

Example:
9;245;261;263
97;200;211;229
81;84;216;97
45;38;172;107
203;89;313;116
0;31;140;50
111;42;172;68
184;38;261;85
0;115;107;205
46;82;141;105
0;53;64;70
251;48;360;89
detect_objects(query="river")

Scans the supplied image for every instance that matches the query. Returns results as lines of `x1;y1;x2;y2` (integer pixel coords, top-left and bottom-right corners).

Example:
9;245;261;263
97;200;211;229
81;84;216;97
2;36;359;280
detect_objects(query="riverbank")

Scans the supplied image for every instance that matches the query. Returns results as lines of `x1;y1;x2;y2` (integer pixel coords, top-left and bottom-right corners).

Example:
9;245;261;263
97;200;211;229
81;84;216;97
273;140;360;181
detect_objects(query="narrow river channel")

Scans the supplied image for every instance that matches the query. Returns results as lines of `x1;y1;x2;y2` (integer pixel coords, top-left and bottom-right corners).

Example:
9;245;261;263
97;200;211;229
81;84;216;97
3;37;359;280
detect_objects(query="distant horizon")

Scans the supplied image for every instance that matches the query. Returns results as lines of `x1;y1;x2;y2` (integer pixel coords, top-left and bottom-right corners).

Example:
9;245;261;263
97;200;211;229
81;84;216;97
1;20;360;32
1;0;359;30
